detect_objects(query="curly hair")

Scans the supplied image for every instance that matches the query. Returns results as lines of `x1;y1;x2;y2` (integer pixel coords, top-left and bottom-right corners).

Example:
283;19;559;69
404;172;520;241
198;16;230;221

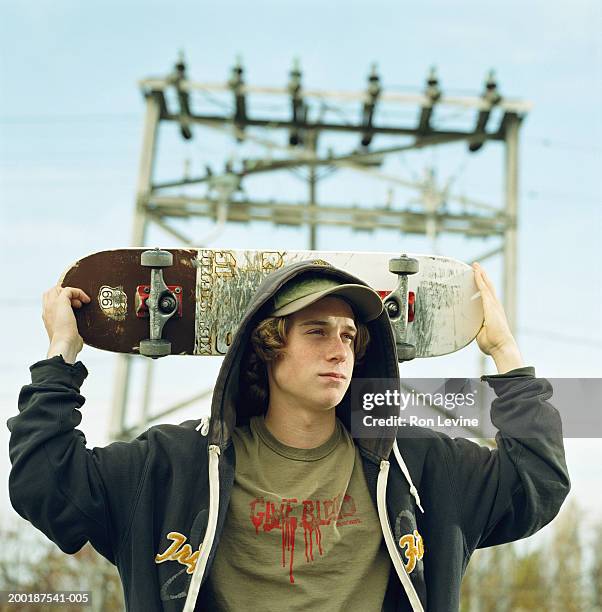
240;314;371;416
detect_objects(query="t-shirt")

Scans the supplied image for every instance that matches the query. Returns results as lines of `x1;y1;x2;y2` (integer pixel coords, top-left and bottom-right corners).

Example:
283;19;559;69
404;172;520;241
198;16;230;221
199;415;392;611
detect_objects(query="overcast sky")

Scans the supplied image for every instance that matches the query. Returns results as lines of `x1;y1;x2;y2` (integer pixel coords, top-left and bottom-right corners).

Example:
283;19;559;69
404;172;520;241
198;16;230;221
1;0;601;554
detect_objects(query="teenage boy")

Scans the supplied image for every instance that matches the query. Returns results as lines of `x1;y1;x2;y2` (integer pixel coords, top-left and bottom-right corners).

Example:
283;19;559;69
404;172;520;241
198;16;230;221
8;260;569;611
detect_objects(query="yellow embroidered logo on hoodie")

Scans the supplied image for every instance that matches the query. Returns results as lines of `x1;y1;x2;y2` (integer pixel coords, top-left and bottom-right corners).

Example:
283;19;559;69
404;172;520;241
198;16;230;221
155;532;199;574
399;530;424;574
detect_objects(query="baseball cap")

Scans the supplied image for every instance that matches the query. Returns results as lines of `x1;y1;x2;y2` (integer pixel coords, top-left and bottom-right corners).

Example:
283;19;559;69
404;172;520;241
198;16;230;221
270;274;383;322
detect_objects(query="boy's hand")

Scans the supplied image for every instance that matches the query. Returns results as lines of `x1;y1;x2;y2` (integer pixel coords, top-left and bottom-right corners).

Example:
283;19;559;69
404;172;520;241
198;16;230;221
472;262;524;373
42;285;91;363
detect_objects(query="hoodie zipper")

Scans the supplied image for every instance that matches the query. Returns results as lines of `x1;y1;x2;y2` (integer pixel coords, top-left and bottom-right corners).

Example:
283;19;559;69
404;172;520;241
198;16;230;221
377;459;424;612
183;444;221;612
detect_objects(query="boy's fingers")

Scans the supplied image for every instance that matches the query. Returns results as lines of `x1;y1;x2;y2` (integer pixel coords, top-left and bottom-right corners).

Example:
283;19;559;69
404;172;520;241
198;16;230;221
472;264;489;295
42;286;91;315
472;263;497;300
61;286;91;302
476;265;497;295
482;274;497;299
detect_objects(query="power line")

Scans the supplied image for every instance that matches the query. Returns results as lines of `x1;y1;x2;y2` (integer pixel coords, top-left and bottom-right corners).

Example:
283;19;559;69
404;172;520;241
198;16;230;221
0;113;139;125
531;138;602;155
519;328;602;349
523;190;601;204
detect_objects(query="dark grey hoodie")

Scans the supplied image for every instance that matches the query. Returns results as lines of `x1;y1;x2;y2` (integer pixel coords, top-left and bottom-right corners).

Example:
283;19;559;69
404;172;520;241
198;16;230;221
8;259;570;610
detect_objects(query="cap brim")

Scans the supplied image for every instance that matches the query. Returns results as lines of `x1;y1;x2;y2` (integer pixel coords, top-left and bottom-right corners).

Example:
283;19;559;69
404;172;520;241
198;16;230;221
271;283;383;322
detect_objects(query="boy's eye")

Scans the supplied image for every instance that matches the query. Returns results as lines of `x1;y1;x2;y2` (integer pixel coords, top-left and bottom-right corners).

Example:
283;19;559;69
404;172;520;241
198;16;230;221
307;329;355;342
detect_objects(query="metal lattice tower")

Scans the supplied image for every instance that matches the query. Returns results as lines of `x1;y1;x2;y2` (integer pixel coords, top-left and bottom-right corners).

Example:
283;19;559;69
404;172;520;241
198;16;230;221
110;56;529;440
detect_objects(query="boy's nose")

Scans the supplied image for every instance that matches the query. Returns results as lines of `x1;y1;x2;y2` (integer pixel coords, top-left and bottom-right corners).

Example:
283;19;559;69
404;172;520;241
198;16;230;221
327;337;348;361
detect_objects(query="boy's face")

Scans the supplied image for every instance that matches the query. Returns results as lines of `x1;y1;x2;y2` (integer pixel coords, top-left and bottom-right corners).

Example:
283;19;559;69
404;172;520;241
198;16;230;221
266;296;357;413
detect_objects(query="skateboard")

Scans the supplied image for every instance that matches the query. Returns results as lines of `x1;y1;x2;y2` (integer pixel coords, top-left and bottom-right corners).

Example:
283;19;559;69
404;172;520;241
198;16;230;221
60;248;483;362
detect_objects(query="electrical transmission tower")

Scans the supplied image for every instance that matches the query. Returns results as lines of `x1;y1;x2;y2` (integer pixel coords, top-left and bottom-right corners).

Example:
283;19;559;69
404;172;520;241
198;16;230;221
110;54;530;440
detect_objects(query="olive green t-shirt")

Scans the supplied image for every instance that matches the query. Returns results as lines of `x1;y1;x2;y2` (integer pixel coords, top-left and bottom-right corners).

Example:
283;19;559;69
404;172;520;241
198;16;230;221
200;415;392;611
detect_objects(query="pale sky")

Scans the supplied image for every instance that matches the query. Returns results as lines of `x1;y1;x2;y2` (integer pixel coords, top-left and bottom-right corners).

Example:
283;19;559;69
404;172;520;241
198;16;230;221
1;0;601;555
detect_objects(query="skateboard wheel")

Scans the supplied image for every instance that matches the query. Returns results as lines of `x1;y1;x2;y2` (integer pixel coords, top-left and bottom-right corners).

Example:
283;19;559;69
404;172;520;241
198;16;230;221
389;256;419;275
139;339;172;358
159;293;178;314
141;249;173;267
385;300;400;318
396;342;416;362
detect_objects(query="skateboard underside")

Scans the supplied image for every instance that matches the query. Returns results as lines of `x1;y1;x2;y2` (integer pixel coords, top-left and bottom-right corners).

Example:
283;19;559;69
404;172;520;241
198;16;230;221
61;248;483;358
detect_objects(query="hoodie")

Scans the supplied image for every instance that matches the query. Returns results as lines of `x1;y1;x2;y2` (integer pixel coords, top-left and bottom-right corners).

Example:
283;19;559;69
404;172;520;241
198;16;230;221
8;259;570;611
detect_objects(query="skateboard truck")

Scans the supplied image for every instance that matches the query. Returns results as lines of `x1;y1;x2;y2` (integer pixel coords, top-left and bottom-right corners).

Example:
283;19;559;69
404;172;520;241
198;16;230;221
139;249;178;358
135;285;183;318
384;255;419;363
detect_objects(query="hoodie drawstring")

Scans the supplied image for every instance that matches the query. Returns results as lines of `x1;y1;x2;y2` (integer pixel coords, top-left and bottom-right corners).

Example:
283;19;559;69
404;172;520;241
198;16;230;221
188;421;424;609
195;415;210;436
393;439;424;513
377;460;424;612
183;444;221;612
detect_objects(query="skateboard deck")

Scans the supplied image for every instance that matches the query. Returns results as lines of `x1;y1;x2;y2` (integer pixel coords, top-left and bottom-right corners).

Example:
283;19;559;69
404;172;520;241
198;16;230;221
60;248;483;360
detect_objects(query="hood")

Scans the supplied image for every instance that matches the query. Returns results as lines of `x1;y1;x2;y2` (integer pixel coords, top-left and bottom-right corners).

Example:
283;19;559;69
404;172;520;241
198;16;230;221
206;259;401;461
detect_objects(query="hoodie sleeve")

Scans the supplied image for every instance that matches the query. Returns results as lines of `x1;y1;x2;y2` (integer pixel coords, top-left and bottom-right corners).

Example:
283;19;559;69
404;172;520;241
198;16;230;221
444;367;570;553
7;356;150;564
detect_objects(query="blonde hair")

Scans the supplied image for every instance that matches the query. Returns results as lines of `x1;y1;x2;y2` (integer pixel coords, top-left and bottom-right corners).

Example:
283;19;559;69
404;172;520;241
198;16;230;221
240;314;370;415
